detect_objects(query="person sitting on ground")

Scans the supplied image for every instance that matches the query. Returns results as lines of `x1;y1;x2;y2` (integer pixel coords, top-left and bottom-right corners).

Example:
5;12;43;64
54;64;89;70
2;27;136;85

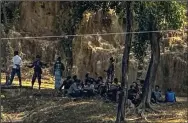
83;81;96;97
151;85;163;103
67;78;83;98
72;75;79;83
165;88;176;103
84;73;96;85
97;77;107;97
128;85;137;104
133;81;139;93
59;76;72;96
108;78;121;102
94;76;103;90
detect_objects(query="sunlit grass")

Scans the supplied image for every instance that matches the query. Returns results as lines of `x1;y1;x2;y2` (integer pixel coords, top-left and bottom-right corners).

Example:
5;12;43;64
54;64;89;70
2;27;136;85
1;73;55;89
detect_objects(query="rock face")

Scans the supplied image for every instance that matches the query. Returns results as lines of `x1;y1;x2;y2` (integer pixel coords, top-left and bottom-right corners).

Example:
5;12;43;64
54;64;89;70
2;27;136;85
72;10;138;82
19;1;60;35
156;52;188;96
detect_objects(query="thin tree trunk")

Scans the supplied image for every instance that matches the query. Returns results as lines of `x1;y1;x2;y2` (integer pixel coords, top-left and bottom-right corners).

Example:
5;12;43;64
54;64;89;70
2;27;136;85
138;15;160;110
2;2;8;25
61;37;73;76
146;31;160;105
116;1;133;123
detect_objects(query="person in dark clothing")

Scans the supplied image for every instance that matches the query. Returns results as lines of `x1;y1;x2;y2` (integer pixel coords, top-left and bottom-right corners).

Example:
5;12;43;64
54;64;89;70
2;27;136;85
27;55;45;89
59;76;72;96
83;81;95;98
108;78;120;102
128;85;138;104
72;75;78;83
133;81;139;93
84;73;96;85
94;76;103;90
104;57;115;84
54;57;65;89
151;85;164;103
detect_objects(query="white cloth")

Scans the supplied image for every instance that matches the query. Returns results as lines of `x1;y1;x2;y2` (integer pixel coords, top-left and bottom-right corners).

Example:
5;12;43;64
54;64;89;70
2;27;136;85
12;55;22;69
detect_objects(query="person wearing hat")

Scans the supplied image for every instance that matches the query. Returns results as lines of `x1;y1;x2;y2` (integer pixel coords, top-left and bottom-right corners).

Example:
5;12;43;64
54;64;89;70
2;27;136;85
53;57;65;89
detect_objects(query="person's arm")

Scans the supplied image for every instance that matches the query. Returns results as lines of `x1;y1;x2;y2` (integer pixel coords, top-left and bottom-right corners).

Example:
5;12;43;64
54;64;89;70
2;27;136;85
59;80;66;91
62;63;65;71
27;62;34;68
174;93;176;102
41;62;46;68
53;63;56;75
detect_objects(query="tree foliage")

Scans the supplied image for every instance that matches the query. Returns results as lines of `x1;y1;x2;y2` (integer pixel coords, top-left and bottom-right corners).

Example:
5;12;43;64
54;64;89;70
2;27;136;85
132;1;186;62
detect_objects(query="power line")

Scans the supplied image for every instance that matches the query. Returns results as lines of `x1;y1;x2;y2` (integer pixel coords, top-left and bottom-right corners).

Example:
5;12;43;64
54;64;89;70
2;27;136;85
1;29;185;40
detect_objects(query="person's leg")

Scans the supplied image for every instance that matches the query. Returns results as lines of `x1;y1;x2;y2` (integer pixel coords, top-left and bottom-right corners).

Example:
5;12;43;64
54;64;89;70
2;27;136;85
16;69;22;87
8;68;16;85
151;92;156;103
37;73;42;90
110;73;114;84
106;73;110;83
54;71;61;89
31;72;37;89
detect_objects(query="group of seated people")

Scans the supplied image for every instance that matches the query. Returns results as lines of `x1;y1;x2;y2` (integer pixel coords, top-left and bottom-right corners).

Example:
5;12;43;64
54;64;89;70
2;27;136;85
127;81;177;106
151;85;176;103
59;73;176;105
59;73;121;102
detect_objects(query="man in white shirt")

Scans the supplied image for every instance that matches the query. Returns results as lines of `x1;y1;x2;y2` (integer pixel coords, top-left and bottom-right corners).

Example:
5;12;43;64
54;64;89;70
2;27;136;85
8;51;22;87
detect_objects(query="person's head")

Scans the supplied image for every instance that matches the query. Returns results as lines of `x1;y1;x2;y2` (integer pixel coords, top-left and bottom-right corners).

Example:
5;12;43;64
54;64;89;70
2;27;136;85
167;88;172;92
36;55;41;60
130;85;134;89
85;73;89;78
155;85;160;91
67;76;71;80
14;51;18;56
114;78;118;84
98;76;103;81
133;82;138;87
57;57;61;61
110;57;115;63
88;81;93;85
140;80;144;85
73;75;77;81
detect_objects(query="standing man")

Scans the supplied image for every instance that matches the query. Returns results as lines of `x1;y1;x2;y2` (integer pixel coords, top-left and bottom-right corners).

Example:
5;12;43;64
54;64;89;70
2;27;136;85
8;51;22;87
54;57;65;89
104;57;115;84
27;55;45;89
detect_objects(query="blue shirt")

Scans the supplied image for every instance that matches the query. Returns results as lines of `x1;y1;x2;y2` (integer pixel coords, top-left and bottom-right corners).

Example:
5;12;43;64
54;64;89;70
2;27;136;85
165;91;176;102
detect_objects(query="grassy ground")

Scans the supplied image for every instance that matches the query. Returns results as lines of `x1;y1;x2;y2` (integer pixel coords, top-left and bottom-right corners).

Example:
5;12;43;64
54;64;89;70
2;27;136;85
1;72;188;123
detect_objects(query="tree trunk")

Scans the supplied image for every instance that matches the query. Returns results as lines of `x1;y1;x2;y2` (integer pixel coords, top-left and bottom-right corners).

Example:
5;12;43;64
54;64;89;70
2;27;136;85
146;32;160;105
138;15;160;110
116;1;133;123
61;37;74;76
2;2;8;25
